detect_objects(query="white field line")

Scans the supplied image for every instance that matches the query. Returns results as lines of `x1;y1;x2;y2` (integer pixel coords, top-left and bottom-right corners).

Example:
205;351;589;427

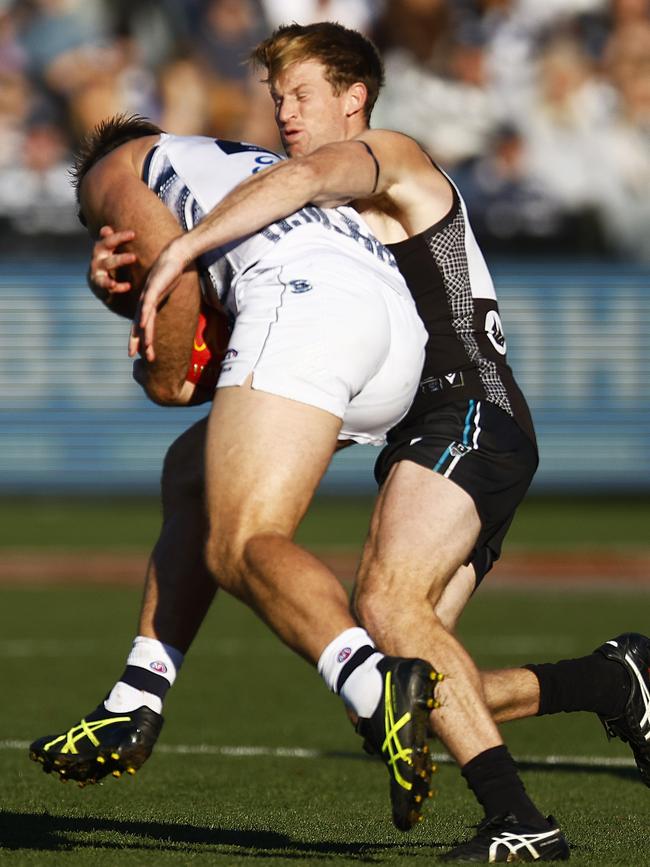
1;739;635;768
0;639;285;658
0;637;581;658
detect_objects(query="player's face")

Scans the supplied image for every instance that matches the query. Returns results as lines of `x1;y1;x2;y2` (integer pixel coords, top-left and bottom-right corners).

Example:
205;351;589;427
270;60;352;158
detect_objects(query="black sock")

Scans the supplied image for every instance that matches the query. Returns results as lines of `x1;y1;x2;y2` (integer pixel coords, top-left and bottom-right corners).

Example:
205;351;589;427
462;745;547;829
525;652;631;718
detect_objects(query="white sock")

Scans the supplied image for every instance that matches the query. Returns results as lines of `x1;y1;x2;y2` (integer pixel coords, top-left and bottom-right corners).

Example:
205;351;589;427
339;652;383;718
104;636;184;715
317;627;383;718
104;681;162;715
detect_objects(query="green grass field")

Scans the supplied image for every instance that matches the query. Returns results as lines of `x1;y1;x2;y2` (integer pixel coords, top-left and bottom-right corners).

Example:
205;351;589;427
1;587;649;864
1;497;649;864
2;494;650;551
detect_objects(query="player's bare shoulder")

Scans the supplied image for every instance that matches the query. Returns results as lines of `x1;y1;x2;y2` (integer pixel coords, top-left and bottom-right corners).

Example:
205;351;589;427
356;129;452;236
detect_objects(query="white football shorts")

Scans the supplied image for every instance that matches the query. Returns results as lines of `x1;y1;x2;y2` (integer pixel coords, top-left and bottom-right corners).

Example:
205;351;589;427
216;254;426;446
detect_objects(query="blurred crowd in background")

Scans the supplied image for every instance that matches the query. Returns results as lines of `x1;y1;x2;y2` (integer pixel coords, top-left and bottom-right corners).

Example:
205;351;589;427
0;0;649;258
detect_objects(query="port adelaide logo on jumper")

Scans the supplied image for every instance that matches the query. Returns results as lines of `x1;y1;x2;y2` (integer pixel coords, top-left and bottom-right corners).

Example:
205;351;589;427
485;310;507;355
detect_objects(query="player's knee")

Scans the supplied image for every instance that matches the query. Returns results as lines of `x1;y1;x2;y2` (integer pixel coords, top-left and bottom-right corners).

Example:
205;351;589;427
205;525;293;601
204;522;258;598
204;529;241;595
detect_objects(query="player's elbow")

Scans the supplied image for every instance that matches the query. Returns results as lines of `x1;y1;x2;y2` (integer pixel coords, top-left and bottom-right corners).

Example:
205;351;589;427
135;363;187;406
147;379;187;406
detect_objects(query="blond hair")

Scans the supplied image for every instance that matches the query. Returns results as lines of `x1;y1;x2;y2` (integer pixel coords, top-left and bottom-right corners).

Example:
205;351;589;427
251;22;384;121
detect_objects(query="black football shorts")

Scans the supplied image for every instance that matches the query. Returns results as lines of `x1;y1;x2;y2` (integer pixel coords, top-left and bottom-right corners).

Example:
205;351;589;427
374;400;539;586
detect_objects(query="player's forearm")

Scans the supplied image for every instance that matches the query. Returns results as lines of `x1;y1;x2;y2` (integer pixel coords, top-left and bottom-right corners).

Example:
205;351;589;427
178;143;377;263
130;261;201;404
178;159;322;263
148;272;200;399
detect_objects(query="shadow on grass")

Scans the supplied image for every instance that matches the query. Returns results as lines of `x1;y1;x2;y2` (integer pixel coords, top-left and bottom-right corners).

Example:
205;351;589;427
0;810;445;860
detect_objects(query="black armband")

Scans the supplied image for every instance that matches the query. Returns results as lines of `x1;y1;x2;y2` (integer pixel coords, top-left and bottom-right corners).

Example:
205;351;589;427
358;141;380;193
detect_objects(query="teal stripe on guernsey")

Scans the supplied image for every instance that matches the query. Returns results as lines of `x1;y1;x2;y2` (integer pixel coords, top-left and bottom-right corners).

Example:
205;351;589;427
462;400;476;447
433;445;452;473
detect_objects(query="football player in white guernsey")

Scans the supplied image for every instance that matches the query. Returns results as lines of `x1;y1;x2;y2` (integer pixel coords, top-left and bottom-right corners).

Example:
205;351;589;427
135;21;646;863
29;115;442;833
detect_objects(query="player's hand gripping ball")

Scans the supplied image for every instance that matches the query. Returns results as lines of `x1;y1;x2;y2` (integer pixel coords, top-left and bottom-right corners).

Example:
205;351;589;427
186;306;230;390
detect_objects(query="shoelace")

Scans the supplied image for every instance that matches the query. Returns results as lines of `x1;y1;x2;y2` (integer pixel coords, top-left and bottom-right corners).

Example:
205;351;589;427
380;671;414;789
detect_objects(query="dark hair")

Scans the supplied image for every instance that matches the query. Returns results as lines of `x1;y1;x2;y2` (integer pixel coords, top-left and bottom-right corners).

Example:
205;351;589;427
72;115;162;320
71;113;163;203
251;22;384;121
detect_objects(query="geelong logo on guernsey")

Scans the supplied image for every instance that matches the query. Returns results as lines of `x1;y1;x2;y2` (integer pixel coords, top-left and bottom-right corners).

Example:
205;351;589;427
289;279;313;293
150;661;168;674
337;647;352;663
221;347;238;373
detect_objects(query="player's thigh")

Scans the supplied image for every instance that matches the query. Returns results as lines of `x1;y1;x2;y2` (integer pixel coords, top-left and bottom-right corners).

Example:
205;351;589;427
358;460;481;604
205;375;342;550
371;400;538;593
